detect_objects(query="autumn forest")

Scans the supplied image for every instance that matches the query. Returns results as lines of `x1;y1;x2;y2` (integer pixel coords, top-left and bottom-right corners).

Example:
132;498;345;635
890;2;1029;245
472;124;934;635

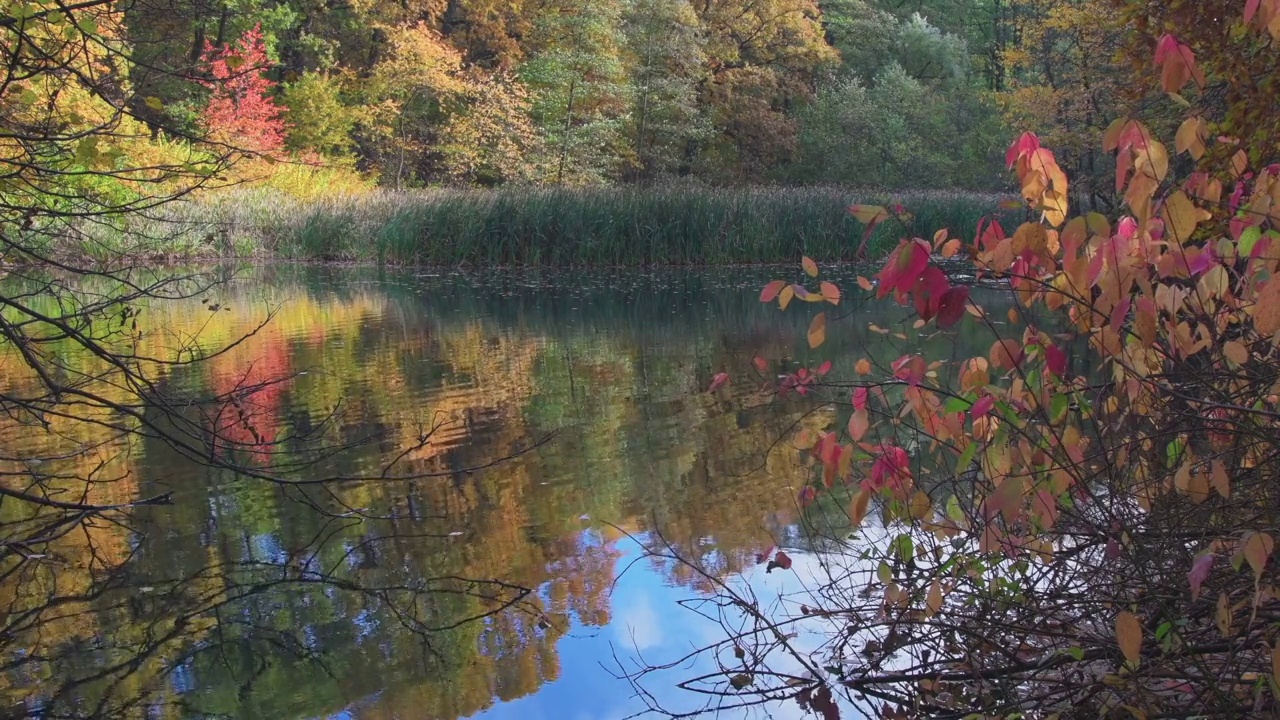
115;0;1123;191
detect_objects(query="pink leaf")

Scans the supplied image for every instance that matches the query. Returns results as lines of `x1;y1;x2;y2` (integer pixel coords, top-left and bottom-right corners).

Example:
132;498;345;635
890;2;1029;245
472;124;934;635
852;386;868;411
1117;216;1138;240
816;360;832;376
1188;552;1215;600
1006;132;1041;169
971;395;995;419
1247;0;1261;23
708;372;730;393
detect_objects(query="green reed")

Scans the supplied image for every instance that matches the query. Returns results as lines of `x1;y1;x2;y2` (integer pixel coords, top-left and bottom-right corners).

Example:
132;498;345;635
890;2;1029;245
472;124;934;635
152;185;1019;266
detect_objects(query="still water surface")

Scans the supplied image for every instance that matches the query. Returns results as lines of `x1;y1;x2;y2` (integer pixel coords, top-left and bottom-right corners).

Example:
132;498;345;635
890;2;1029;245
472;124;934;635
2;265;1005;719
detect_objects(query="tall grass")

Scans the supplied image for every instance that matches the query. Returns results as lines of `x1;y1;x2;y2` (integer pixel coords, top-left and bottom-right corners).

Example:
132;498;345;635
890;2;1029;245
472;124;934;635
147;185;1020;266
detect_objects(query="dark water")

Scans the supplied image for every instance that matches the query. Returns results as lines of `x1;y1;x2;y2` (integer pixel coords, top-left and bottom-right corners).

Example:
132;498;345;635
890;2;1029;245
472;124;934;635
0;265;1014;719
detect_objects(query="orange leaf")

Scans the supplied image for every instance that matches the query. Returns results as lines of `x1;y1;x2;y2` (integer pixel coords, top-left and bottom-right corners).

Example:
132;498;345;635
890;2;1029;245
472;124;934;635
926;578;943;615
855;358;871;375
779;285;795;310
857;276;874;292
1255;278;1280;336
1211;459;1230;498
1223;341;1248;366
808;312;827;349
820;281;841;305
850;490;870;526
1115;611;1142;664
802;256;819;278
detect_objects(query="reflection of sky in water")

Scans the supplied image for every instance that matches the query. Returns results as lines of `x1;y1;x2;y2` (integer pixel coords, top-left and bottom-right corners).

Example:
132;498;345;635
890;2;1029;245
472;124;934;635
461;538;859;720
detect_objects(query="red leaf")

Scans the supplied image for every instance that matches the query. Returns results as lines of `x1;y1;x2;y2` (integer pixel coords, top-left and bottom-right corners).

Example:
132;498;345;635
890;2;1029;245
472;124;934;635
1188;552;1215;600
753;356;768;373
979;218;1006;251
760;280;786;303
1045;345;1067;377
936;285;969;329
877;239;930;299
892;355;926;386
201;25;287;153
971;395;995;419
707;372;730;393
912;266;949;321
773;551;793;570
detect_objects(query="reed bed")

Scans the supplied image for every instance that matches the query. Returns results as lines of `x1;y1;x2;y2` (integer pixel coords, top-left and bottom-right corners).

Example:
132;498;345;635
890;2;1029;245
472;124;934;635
146;185;1019;266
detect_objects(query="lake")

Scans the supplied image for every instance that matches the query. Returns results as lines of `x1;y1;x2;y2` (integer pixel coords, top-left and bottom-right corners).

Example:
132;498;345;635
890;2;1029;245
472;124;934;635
0;264;1012;719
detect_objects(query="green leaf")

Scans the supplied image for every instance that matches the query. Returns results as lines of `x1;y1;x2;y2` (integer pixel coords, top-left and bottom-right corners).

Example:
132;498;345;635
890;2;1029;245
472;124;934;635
946;494;965;523
876;561;892;585
1065;646;1085;661
1239;226;1263;255
895;534;913;561
955;441;978;476
942;395;974;413
1050;393;1069;425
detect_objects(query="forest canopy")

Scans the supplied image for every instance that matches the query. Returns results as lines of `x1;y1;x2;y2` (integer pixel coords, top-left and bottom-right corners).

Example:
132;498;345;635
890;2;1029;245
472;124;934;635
69;0;1123;191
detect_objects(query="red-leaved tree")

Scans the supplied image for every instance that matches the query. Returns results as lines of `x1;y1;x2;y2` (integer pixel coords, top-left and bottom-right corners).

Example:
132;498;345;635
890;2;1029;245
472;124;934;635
202;25;286;154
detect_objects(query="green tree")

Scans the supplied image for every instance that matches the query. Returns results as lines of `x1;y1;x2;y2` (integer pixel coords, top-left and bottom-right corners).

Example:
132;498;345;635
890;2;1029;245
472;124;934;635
520;0;632;184
620;0;708;179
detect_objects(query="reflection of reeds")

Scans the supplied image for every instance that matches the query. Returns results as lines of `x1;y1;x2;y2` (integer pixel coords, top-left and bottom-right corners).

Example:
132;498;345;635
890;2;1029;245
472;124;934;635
142;185;1019;266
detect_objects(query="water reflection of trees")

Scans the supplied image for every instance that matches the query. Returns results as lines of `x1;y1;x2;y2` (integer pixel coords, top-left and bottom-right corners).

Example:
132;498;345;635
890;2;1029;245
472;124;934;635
0;269;999;718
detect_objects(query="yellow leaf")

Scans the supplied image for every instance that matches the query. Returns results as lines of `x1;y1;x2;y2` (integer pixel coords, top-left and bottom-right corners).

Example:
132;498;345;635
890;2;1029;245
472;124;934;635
1217;592;1232;636
808;312;827;349
1224;340;1248;366
1161;191;1209;245
802;256;819;278
1244;531;1274;578
849;204;888;225
910;491;931;521
779;285;795;310
926;578;943;616
1115;611;1142;664
1175;116;1207;160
